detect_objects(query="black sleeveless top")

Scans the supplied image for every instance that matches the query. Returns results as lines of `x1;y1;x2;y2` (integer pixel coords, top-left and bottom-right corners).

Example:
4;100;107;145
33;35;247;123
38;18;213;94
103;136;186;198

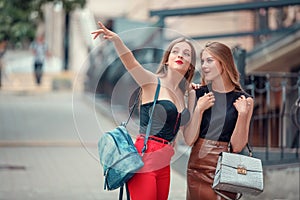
195;85;251;142
139;100;190;142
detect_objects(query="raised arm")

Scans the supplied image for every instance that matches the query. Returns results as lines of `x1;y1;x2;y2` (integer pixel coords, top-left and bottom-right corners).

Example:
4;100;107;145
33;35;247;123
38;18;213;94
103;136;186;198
91;21;155;86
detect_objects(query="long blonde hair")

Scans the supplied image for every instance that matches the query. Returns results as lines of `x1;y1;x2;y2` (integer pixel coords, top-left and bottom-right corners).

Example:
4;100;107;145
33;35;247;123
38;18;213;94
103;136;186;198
200;41;242;91
156;37;196;92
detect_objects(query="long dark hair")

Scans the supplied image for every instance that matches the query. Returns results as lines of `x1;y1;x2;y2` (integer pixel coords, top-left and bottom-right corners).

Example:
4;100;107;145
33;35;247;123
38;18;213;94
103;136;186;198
156;37;196;93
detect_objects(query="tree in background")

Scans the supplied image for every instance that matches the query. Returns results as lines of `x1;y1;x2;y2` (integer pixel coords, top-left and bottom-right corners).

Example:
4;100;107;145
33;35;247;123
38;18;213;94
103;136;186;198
0;0;39;47
0;0;86;70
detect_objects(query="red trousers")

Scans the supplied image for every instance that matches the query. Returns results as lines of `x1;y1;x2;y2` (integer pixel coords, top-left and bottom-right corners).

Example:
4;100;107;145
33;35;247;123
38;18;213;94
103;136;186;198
128;135;174;200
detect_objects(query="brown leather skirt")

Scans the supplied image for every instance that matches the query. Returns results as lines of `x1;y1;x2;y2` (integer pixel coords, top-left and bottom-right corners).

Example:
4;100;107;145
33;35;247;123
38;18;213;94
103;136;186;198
187;138;237;200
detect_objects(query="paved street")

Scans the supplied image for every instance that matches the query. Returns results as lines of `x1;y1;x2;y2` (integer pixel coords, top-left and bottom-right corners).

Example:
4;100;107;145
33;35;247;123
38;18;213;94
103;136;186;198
0;89;187;200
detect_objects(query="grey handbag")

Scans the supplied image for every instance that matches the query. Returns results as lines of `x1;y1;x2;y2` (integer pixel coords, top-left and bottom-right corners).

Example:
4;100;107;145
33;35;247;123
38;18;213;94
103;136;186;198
212;144;264;200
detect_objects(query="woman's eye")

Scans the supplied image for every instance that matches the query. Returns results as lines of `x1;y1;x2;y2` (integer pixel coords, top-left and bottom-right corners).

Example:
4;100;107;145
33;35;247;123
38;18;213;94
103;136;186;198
184;52;191;57
171;50;178;54
207;59;213;63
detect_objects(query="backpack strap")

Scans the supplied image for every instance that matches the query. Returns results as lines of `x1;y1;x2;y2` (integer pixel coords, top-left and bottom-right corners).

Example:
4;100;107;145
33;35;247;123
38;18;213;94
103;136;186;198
119;183;130;200
123;88;141;127
141;77;161;155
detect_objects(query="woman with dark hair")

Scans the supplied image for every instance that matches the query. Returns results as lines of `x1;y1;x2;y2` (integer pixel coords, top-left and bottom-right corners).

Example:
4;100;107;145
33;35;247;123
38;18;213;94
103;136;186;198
184;42;254;200
92;21;196;200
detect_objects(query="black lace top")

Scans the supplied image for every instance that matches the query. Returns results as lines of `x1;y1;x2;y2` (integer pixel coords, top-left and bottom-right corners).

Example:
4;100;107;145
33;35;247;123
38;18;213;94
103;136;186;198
139;100;190;142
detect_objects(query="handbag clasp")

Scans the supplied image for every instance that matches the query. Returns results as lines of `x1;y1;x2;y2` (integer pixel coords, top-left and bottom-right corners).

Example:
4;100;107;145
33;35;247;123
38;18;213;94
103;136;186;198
237;165;247;175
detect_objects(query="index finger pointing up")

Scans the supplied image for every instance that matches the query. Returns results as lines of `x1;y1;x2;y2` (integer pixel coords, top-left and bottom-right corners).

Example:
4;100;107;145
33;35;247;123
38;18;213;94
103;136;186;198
98;21;107;31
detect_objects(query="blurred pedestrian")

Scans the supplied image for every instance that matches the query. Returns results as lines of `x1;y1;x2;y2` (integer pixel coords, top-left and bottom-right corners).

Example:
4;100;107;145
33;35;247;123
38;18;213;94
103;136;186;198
0;38;8;88
30;35;48;85
184;42;254;200
92;21;196;200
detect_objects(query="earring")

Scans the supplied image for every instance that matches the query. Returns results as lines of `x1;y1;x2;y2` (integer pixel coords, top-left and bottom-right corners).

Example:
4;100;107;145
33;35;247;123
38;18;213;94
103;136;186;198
163;63;168;73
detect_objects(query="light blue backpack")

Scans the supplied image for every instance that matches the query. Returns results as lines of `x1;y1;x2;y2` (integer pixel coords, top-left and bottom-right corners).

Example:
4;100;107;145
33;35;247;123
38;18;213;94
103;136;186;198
98;78;161;199
98;125;143;191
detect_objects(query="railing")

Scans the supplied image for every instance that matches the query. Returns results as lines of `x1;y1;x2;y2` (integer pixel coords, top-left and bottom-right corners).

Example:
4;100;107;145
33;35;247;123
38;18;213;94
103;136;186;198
244;72;300;165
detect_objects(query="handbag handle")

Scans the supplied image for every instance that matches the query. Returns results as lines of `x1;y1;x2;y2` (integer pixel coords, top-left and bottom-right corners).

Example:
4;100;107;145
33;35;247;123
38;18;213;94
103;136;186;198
141;77;161;155
229;142;253;157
